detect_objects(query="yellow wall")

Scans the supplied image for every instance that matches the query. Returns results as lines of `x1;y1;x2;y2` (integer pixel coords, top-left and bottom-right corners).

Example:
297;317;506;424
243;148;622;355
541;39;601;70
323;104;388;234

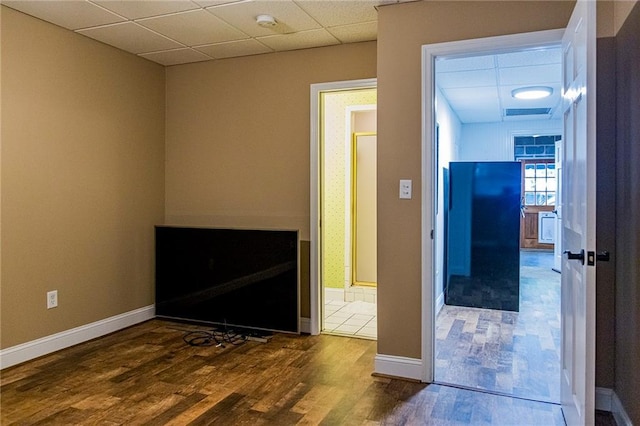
164;42;377;316
0;7;165;348
322;89;377;289
376;0;575;359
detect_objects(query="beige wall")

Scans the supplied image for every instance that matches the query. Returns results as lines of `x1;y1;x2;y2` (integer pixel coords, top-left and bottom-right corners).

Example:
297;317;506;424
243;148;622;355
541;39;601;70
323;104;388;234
165;42;377;317
0;7;165;348
614;0;638;33
376;1;575;358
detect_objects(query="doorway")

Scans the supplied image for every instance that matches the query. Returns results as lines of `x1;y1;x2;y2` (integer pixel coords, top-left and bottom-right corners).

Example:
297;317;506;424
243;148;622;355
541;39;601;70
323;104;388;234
421;30;566;401
309;79;377;339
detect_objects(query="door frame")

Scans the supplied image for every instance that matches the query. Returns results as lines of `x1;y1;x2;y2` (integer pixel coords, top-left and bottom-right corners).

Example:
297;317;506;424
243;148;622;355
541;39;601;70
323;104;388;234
309;78;377;335
420;29;565;382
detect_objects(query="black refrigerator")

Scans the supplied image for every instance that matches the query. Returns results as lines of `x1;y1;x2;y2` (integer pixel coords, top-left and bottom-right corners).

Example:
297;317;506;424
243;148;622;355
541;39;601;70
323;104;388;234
445;161;521;312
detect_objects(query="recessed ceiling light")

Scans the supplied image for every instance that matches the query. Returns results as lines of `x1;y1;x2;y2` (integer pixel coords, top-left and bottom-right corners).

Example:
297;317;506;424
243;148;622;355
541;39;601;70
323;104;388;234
511;86;553;100
256;14;277;28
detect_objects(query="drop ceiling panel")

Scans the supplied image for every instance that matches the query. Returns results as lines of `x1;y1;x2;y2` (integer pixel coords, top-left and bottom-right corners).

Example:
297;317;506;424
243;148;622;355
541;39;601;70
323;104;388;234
257;29;339;52
499;64;562;86
192;0;245;7
437;69;497;89
137;9;248;46
327;21;377;43
139;48;212;66
436;55;495;73
195;39;273;59
94;0;200;20
78;22;183;54
436;48;562;124
295;0;378;27
207;1;320;37
443;86;501;112
496;48;561;68
2;0;125;30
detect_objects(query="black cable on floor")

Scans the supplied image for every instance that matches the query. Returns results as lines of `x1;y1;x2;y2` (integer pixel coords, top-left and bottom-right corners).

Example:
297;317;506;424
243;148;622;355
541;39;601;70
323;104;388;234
182;328;247;347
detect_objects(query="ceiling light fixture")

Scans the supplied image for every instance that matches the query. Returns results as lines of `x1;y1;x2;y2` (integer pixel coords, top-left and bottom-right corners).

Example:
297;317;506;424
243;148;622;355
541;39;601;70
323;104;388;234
256;14;277;28
511;86;553;100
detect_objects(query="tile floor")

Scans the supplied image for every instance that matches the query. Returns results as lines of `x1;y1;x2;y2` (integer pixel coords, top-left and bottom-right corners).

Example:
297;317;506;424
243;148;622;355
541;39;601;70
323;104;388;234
323;299;377;339
435;251;561;403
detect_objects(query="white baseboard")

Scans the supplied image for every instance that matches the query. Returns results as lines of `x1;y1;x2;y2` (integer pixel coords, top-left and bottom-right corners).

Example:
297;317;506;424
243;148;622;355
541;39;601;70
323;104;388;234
374;354;422;381
0;305;155;370
595;387;613;411
436;291;444;315
612;390;633;426
595;387;633;426
300;317;311;334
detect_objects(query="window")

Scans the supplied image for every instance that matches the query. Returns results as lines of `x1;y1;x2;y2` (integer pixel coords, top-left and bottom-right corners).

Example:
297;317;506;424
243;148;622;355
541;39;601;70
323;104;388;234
522;159;556;206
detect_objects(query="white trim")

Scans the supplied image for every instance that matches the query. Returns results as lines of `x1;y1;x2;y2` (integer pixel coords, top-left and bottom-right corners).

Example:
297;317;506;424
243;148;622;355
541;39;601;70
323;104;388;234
374;354;422;381
0;305;155;370
595;387;613;411
300;317;311;334
421;29;565;384
310;78;377;337
586;387;633;426
612;390;633;426
435;291;444;316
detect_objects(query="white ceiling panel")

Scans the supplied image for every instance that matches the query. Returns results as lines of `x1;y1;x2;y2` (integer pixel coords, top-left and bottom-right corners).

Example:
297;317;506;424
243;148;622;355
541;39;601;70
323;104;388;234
257;28;339;52
2;0;125;30
207;1;320;37
496;48;561;68
327;21;377;43
139;47;212;66
437;69;497;89
0;0;425;66
192;0;244;7
443;86;501;112
436;55;495;73
94;0;200;20
499;64;562;86
137;9;248;46
78;22;183;54
195;39;272;59
436;48;562;124
295;0;378;27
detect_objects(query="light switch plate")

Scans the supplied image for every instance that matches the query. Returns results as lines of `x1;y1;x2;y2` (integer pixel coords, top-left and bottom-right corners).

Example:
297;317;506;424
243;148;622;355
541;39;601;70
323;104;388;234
400;179;412;199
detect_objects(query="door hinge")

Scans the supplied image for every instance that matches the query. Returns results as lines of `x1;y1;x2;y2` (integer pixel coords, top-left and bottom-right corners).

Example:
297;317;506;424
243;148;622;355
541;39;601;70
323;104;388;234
430;229;434;239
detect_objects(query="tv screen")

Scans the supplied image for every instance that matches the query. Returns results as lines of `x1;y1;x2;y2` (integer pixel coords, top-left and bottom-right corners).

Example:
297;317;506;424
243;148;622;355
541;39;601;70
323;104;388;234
155;226;299;333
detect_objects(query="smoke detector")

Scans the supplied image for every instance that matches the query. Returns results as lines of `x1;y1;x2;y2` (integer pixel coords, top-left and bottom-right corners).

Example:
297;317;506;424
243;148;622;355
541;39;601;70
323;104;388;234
256;14;277;27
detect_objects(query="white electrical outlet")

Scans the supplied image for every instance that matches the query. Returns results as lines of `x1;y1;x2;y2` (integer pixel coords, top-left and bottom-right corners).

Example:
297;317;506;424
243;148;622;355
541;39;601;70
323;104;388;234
399;179;412;199
47;290;58;309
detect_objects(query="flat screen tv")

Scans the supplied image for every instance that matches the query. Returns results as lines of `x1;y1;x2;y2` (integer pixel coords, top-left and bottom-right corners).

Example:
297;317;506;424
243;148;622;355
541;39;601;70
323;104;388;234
155;226;299;333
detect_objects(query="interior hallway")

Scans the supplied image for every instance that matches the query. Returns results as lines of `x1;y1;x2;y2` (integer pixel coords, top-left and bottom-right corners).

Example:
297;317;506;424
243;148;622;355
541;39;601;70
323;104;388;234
435;251;560;403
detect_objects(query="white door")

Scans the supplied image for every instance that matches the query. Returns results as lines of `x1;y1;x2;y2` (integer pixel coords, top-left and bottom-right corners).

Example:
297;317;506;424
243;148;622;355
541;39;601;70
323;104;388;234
560;0;596;424
554;140;563;272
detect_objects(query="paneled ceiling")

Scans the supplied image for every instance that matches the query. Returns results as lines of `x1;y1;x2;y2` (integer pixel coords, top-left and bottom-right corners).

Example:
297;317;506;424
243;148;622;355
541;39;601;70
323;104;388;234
436;47;563;123
2;0;562;124
1;0;414;66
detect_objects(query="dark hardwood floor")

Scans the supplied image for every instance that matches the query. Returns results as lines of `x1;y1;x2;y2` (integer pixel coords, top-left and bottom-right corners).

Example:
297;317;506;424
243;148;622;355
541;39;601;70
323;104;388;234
0;319;575;425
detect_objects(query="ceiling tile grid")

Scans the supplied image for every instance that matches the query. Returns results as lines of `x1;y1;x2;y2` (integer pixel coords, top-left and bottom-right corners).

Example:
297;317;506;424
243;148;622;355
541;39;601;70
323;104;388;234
2;0;562;124
436;48;563;124
1;0;414;66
